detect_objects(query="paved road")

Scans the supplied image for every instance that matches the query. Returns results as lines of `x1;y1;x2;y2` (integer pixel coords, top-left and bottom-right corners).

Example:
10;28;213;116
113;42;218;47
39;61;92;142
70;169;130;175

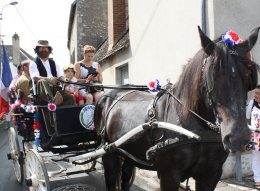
0;123;147;191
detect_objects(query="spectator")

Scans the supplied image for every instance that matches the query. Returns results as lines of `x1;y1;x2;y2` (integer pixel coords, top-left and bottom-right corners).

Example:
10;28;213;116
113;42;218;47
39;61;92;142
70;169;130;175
15;60;31;104
74;45;103;104
246;85;260;189
64;64;84;106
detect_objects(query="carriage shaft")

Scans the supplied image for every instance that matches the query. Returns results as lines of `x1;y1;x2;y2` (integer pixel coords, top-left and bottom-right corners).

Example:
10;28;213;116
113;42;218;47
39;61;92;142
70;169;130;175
66;122;200;162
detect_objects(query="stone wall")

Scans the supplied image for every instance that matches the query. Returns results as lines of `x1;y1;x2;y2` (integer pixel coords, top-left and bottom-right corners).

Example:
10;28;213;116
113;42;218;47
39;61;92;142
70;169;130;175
76;0;108;61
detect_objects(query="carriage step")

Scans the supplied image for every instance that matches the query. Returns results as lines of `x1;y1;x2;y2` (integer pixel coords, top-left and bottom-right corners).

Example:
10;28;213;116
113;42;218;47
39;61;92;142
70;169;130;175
25;178;32;187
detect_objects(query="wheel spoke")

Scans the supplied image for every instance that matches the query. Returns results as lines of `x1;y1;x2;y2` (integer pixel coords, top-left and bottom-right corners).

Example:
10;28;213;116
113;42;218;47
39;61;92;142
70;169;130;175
25;150;50;191
38;183;46;191
37;179;46;183
27;166;34;175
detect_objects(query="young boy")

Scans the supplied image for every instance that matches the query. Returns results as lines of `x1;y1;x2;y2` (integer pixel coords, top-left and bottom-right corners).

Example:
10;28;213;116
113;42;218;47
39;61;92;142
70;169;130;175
64;64;84;106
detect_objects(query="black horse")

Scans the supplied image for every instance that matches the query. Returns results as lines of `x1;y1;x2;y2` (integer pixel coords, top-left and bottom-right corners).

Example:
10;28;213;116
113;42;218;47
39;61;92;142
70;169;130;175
94;26;260;191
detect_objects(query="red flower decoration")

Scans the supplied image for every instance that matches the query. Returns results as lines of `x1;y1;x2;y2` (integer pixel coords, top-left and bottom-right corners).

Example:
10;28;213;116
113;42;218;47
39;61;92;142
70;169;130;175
149;81;155;88
147;79;161;92
228;31;239;41
48;103;57;112
33;122;40;130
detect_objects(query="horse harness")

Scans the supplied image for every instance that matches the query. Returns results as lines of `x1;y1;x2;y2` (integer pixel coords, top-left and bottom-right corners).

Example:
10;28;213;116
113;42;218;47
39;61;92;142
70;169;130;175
99;82;222;168
145;82;222;161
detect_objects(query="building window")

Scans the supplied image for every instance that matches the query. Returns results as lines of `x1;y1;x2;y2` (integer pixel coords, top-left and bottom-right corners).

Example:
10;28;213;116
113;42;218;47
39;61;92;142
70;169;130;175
116;63;129;85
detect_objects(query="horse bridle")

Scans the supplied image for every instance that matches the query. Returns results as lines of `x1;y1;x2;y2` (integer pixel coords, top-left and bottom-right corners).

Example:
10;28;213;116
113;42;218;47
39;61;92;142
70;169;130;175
200;57;221;133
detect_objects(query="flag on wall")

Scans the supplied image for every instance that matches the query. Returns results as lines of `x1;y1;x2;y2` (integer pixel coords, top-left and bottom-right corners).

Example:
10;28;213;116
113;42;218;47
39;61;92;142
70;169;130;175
0;45;12;119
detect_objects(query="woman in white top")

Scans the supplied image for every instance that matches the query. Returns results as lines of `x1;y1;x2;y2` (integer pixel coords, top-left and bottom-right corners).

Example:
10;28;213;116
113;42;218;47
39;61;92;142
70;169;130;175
74;45;103;104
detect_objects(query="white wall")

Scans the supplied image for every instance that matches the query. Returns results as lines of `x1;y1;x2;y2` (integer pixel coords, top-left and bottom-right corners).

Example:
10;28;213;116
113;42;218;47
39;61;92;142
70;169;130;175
127;0;260;85
210;0;260;65
128;0;202;85
208;0;260;177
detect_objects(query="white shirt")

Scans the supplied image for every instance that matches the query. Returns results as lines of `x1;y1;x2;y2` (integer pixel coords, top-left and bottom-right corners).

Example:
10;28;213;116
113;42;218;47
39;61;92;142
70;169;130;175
80;62;98;79
29;58;63;79
246;99;255;119
65;77;77;93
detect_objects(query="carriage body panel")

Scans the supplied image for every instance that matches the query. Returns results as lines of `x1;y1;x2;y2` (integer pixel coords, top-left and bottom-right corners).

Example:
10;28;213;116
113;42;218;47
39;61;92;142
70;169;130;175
38;106;97;149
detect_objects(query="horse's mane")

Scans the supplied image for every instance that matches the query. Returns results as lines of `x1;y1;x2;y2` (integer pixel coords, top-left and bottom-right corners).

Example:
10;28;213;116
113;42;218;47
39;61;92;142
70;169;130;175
174;41;227;119
174;51;205;119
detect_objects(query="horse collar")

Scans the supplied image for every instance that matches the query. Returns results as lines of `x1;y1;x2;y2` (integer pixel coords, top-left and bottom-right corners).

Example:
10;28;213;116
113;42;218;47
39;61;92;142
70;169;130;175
147;85;172;123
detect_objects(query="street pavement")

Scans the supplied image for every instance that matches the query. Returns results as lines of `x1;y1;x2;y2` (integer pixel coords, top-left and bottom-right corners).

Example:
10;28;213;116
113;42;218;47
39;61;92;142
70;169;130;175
134;170;260;191
134;169;260;191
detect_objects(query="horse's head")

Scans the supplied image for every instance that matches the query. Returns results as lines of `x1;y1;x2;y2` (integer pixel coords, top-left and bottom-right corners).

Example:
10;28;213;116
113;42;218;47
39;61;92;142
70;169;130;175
198;26;260;152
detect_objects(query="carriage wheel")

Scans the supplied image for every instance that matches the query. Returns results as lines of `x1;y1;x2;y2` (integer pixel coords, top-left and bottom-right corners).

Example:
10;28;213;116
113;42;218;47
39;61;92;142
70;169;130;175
7;127;24;184
25;149;50;191
24;142;33;153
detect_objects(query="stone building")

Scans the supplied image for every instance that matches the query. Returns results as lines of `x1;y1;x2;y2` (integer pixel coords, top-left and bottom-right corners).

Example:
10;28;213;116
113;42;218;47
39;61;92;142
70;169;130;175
67;0;108;63
94;0;130;85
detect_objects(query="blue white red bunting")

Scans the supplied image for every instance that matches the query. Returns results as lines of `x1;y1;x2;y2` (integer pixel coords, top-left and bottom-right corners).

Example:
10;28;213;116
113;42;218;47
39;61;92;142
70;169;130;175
222;31;241;47
147;79;161;92
10;99;36;113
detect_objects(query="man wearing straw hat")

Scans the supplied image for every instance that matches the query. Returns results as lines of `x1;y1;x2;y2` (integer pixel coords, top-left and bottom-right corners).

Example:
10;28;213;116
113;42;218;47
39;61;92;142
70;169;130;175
29;40;75;105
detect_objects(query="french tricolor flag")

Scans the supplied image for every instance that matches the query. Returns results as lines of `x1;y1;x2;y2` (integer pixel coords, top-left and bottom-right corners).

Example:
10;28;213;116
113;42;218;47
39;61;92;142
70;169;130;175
0;45;12;119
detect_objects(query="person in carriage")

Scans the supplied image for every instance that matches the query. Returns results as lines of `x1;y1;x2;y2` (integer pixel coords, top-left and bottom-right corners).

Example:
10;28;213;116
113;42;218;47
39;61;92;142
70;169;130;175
14;60;32;104
63;64;84;106
74;45;103;104
8;63;23;103
29;40;75;106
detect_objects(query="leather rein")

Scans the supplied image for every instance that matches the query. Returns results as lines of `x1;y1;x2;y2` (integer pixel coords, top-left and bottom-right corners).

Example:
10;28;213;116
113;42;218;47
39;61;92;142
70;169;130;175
60;77;221;134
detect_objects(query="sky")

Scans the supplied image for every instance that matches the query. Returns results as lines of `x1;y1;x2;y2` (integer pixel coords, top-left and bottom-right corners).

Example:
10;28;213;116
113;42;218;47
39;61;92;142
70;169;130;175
0;0;75;68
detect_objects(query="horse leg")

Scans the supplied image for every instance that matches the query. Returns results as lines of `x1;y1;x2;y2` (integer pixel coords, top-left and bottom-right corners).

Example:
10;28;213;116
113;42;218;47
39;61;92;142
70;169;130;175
158;169;180;191
121;160;134;191
195;166;223;191
102;153;121;191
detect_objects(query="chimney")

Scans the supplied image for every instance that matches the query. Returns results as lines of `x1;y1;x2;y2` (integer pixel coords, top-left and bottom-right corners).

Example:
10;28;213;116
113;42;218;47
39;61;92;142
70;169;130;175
12;33;20;66
108;0;126;50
